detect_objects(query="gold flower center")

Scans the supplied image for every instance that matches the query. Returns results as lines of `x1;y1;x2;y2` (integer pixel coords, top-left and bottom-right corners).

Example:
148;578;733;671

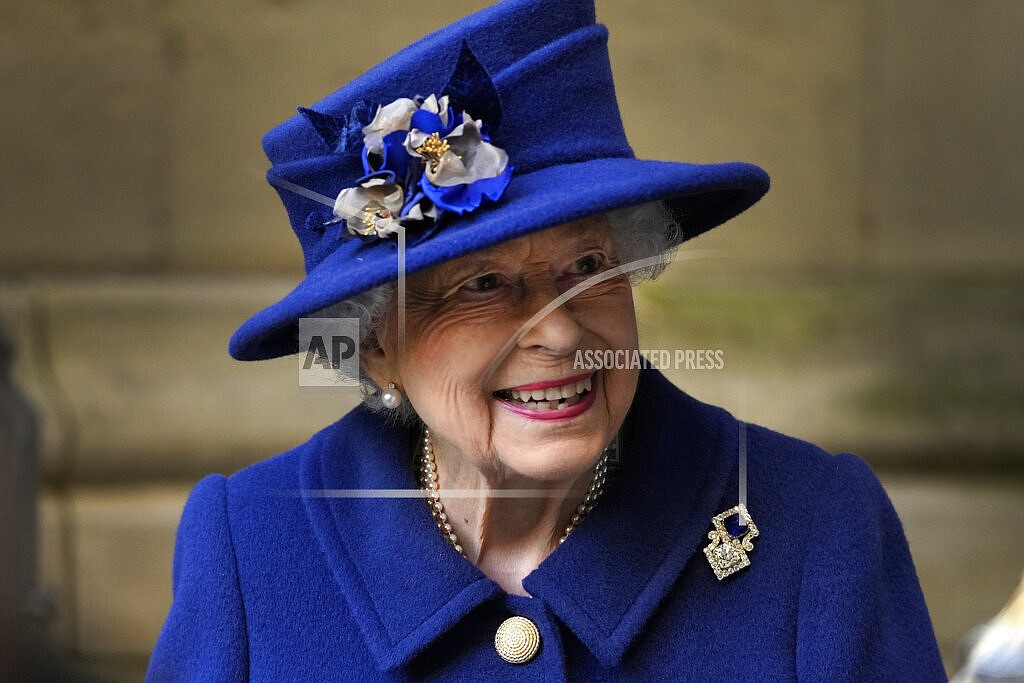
415;132;450;172
361;207;392;231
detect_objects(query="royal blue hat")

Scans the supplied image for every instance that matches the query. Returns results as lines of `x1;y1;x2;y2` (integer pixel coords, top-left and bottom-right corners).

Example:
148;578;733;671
229;0;769;361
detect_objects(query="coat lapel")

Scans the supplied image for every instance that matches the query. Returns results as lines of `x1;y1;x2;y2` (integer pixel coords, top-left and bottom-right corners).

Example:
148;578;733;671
300;410;503;671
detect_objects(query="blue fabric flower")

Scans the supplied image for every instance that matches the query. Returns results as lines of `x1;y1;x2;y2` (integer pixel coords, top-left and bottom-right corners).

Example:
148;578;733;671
362;130;416;185
408;95;458;137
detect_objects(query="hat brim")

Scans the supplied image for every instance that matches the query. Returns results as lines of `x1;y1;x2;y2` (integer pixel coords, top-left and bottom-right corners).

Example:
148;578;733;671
229;157;768;360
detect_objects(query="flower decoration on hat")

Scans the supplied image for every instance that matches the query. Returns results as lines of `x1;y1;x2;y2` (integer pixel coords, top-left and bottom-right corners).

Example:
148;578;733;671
298;43;513;240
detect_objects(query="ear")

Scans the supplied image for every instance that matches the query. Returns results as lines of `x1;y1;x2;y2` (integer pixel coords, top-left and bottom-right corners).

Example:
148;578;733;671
360;338;395;390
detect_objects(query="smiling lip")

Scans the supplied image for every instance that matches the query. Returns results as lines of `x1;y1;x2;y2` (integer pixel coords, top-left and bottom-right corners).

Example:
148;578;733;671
493;373;597;422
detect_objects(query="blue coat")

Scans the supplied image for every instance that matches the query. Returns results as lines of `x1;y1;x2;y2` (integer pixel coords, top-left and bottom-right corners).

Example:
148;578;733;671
147;369;945;681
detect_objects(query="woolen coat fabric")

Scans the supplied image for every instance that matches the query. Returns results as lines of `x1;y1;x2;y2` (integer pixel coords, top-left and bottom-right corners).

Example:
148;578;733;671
146;369;945;681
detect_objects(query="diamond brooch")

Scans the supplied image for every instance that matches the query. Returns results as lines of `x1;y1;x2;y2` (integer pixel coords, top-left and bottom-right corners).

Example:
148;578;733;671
704;504;759;581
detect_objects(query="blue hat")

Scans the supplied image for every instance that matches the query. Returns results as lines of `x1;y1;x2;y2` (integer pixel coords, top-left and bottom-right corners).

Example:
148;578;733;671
229;0;769;361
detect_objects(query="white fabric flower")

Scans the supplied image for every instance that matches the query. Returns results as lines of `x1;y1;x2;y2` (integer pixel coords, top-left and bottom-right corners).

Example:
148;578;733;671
361;98;418;156
416;114;509;187
333;177;405;237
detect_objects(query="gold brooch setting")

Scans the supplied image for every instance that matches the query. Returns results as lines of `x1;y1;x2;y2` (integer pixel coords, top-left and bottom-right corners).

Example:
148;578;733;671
704;504;759;581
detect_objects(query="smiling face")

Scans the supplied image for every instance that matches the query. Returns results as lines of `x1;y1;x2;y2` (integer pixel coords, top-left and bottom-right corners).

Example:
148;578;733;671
365;216;639;485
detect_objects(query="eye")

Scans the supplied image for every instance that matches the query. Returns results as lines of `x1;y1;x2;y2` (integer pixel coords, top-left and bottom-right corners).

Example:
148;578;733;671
462;273;502;293
567;253;604;276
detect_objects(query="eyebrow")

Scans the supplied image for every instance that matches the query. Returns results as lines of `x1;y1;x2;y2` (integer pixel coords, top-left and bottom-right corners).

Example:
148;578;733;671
433;255;510;285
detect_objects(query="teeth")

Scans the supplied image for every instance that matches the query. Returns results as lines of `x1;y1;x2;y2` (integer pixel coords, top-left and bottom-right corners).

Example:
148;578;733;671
502;376;592;409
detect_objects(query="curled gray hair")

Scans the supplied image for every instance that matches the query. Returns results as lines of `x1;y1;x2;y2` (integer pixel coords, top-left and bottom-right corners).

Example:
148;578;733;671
312;200;681;423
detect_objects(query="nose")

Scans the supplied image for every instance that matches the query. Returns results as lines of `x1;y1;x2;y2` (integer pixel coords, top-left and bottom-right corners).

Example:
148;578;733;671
515;282;584;358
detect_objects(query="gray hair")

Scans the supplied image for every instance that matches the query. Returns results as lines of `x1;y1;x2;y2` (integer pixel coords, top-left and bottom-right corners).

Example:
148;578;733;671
312;201;681;423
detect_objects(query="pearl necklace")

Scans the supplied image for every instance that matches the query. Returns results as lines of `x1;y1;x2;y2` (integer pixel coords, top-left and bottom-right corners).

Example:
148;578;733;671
417;428;611;556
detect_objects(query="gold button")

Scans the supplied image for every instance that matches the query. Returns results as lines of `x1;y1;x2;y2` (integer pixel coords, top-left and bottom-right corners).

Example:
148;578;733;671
494;615;541;664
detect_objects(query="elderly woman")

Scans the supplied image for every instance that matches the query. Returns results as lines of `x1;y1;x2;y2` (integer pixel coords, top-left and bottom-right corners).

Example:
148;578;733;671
147;0;945;680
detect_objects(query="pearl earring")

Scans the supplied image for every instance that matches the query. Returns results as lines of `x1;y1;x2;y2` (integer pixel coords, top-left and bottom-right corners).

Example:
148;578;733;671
381;382;403;409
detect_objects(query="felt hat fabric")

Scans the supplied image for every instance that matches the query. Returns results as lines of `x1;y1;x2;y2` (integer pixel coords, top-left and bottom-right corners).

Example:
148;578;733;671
229;0;770;361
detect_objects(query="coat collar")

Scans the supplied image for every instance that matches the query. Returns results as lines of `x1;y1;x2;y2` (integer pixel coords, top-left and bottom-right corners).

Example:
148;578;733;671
300;369;738;671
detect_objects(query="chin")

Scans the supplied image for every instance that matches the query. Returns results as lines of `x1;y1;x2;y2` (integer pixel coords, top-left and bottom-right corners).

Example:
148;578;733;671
498;433;608;483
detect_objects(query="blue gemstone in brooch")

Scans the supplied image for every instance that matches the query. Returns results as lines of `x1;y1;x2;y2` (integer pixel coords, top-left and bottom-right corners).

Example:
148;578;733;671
704;504;759;581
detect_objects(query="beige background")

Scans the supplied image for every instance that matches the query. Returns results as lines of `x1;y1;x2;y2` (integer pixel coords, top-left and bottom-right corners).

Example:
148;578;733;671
1;1;1022;679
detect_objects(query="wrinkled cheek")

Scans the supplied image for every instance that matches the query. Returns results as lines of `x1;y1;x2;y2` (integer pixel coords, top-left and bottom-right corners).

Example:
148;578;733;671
413;381;493;450
443;386;489;424
604;365;639;426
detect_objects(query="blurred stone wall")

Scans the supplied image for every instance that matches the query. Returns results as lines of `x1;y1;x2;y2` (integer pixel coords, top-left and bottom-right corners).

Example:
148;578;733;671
1;1;1022;678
